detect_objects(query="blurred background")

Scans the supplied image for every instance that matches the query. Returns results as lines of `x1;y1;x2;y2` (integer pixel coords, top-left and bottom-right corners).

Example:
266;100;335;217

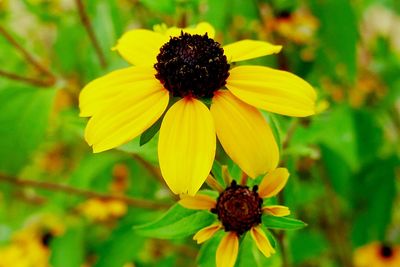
0;0;399;266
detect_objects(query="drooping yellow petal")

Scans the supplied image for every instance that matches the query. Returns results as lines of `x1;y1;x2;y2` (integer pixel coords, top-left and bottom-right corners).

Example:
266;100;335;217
250;226;275;257
165;22;216;38
216;232;239;267
226;66;317;117
158;98;216;195
258;168;289;199
84;79;169;153
113;29;168;66
193;223;222;244
79;66;156;117
179;194;217;210
211;91;279;178
223;40;282;62
262;205;291;217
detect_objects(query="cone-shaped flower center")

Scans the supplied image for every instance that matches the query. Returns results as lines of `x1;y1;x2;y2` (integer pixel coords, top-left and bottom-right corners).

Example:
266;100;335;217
380;245;393;258
155;32;230;99
212;180;263;235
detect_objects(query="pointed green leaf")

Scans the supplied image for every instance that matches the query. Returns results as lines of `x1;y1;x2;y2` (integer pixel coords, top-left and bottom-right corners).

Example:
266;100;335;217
139;117;162;146
133;203;215;239
262;216;307;230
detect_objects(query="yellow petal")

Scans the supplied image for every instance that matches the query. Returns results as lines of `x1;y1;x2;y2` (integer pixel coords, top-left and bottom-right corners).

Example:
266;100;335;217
179;194;217;210
262;205;290;217
216;232;239;267
193;223;221;244
158;98;216;195
84;79;169;152
79;66;155;117
113;29;168;66
226;66;317;117
250;226;275;257
223;40;282;62
211;91;279;178
258;168;289;198
165;22;216;38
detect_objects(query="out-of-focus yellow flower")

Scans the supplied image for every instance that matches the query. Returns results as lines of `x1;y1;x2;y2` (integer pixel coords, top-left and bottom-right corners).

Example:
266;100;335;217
0;214;64;267
349;72;386;108
354;242;400;267
272;9;319;45
110;163;130;194
78;198;127;222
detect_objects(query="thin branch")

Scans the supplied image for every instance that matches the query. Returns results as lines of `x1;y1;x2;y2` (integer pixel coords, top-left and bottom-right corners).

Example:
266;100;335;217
132;154;179;200
0;174;169;210
0;69;55;87
75;0;107;69
0;26;56;87
0;25;53;76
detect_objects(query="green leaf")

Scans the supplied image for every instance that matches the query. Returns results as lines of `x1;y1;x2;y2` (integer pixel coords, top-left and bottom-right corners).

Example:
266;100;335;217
310;0;358;83
140;117;162;146
0;86;56;174
320;144;352;198
197;231;223;267
351;156;397;247
290;230;329;265
50;226;85;267
94;223;145;267
262;216;307;230
133;203;215;239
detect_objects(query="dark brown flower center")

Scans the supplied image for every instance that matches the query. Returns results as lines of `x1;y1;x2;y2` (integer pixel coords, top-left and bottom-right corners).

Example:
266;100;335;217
154;32;230;99
211;180;263;235
380;245;393;258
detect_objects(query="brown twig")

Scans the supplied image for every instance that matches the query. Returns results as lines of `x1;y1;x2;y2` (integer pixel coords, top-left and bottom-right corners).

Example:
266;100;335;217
0;69;55;87
75;0;107;69
0;174;169;210
0;25;53;76
0;26;56;87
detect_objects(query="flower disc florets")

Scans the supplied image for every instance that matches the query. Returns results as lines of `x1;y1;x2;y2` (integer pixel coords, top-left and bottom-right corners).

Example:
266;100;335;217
154;32;230;99
380;245;393;258
212;181;263;235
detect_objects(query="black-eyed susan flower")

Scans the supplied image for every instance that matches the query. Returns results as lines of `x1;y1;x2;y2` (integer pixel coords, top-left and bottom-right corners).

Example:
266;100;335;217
79;22;316;196
354;242;400;267
179;167;291;267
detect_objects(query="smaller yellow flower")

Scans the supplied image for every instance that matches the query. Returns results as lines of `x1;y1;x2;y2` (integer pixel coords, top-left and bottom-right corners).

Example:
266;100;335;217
354;242;400;267
78;198;127;221
272;9;319;45
179;167;290;267
0;214;64;267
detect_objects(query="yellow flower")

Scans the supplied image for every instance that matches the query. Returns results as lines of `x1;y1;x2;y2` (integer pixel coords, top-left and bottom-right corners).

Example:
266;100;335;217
79;22;316;195
179;167;290;267
354;242;400;267
78;198;127;221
